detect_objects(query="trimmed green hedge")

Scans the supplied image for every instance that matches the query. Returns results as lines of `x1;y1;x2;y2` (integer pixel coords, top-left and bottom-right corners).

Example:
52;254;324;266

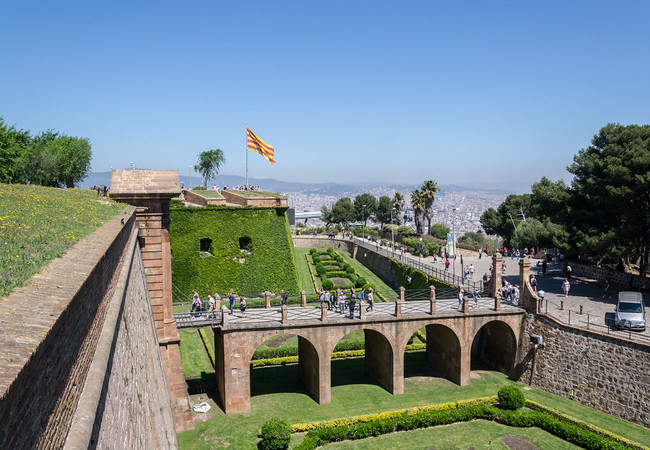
170;206;299;297
291;402;632;450
391;260;453;291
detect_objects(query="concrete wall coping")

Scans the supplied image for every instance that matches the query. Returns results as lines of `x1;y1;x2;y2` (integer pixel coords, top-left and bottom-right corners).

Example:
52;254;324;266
0;208;135;397
64;213;139;449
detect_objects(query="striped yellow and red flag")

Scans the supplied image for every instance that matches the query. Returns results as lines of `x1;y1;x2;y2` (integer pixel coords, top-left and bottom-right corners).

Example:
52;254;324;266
246;127;275;164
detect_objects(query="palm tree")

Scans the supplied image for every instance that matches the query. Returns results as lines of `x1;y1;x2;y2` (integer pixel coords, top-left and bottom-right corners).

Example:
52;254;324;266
421;180;440;235
411;189;426;235
195;149;226;189
393;192;405;225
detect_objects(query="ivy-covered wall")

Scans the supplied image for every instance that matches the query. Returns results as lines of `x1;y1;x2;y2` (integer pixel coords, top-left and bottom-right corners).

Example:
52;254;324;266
170;205;299;297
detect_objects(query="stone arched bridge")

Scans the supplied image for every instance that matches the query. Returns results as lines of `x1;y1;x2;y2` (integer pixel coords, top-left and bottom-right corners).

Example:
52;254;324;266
198;296;526;414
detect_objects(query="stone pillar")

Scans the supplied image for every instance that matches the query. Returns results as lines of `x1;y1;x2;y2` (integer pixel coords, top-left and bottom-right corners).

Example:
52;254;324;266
301;291;307;307
430;285;436;316
264;291;271;308
458;342;471;386
395;300;402;318
109;169;193;432
214;329;250;414
462;296;469;313
489;252;503;299
399;286;406;302
494;295;501;311
320;303;328;322
518;257;539;313
281;305;288;324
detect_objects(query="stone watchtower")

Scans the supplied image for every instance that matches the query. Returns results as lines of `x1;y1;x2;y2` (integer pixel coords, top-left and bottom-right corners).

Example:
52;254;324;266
110;169;193;431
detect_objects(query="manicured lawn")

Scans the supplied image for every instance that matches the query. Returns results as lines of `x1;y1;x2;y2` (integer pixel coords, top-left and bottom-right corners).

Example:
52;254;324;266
294;247;317;292
177;347;649;449
0;183;127;297
178;330;213;378
229;190;284;198
320;420;580;449
336;250;399;301
191;190;224;199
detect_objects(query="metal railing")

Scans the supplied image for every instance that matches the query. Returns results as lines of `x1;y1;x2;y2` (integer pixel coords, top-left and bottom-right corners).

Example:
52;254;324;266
538;297;650;344
351;237;484;292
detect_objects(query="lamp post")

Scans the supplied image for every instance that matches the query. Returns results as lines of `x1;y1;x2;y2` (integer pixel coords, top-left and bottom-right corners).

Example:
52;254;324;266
362;205;366;241
451;207;457;281
391;207;396;256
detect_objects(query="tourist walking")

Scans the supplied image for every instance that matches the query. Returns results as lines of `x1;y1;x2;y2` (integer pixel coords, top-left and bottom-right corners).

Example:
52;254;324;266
229;291;235;315
207;294;216;318
191;290;202;317
280;289;288;306
240;297;246;317
348;294;356;319
473;289;480;307
457;286;464;310
603;280;611;300
530;275;538;294
562;278;571;297
366;288;374;312
542;259;547;276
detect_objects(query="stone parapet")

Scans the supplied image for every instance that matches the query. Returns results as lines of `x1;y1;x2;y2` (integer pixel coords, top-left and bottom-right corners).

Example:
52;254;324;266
183;189;226;206
520;314;650;427
220;190;288;207
0;209;136;449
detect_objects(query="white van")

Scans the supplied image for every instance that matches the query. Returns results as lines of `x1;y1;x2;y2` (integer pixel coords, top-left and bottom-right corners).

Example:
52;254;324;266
615;291;646;331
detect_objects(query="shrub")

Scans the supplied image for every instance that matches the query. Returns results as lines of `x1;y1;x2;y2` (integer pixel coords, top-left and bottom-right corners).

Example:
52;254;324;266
345;266;355;275
355;277;366;288
363;283;375;292
397;225;415;236
498;386;525;410
322;279;334;290
259;418;291;450
309;248;317;255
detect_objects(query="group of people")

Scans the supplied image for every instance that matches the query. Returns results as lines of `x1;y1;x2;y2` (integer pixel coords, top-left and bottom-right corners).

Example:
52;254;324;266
190;290;246;318
457;286;482;309
318;287;375;318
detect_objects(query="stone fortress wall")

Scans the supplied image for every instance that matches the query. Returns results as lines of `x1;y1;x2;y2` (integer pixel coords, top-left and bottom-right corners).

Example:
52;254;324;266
518;314;650;427
0;210;177;449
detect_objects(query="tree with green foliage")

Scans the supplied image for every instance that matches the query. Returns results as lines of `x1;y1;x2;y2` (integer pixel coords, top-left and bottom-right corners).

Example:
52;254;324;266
375;195;393;227
0;118;31;183
321;197;355;227
480;193;531;247
568;123;650;274
57;135;92;188
457;231;487;249
393;192;405;225
429;223;450;240
411;189;426;235
353;193;377;224
421;180;441;235
195;149;226;189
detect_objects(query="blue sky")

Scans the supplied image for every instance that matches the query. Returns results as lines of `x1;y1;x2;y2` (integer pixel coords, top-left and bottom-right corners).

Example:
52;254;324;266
2;1;649;190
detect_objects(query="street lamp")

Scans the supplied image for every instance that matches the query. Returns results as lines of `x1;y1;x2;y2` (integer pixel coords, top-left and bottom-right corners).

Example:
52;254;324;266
362;205;366;241
391;207;396;256
451;207;457;281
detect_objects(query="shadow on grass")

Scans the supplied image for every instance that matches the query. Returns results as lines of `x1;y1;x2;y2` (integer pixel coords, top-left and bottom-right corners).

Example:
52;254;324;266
331;357;382;388
186;371;219;403
251;363;311;397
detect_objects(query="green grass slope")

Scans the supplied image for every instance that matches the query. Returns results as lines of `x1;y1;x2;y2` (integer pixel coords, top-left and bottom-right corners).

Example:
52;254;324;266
170;205;299;297
0;183;127;297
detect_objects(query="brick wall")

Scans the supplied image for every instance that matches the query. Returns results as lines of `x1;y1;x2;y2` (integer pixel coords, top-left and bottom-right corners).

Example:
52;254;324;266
0;211;135;448
89;235;177;448
520;314;650;426
570;262;648;290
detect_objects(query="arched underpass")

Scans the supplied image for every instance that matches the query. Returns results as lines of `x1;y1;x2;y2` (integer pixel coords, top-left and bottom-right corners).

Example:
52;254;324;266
470;320;517;374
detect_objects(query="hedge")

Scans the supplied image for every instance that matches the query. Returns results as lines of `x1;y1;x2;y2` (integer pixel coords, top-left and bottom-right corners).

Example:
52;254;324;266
251;344;426;367
290;401;633;450
391;260;454;291
170;206;299;297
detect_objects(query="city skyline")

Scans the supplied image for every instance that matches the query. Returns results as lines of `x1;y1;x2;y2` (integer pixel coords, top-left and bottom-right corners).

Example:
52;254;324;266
3;1;650;189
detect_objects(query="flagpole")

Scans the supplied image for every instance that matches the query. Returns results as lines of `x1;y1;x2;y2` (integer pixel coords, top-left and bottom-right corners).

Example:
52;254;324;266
245;122;248;188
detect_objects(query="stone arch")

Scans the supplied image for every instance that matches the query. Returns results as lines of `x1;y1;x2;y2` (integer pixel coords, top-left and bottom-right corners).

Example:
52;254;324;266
214;328;326;413
327;325;399;395
401;321;463;384
470;320;518;374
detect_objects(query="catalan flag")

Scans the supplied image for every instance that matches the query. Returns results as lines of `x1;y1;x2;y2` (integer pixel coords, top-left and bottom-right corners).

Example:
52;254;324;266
246;127;275;165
